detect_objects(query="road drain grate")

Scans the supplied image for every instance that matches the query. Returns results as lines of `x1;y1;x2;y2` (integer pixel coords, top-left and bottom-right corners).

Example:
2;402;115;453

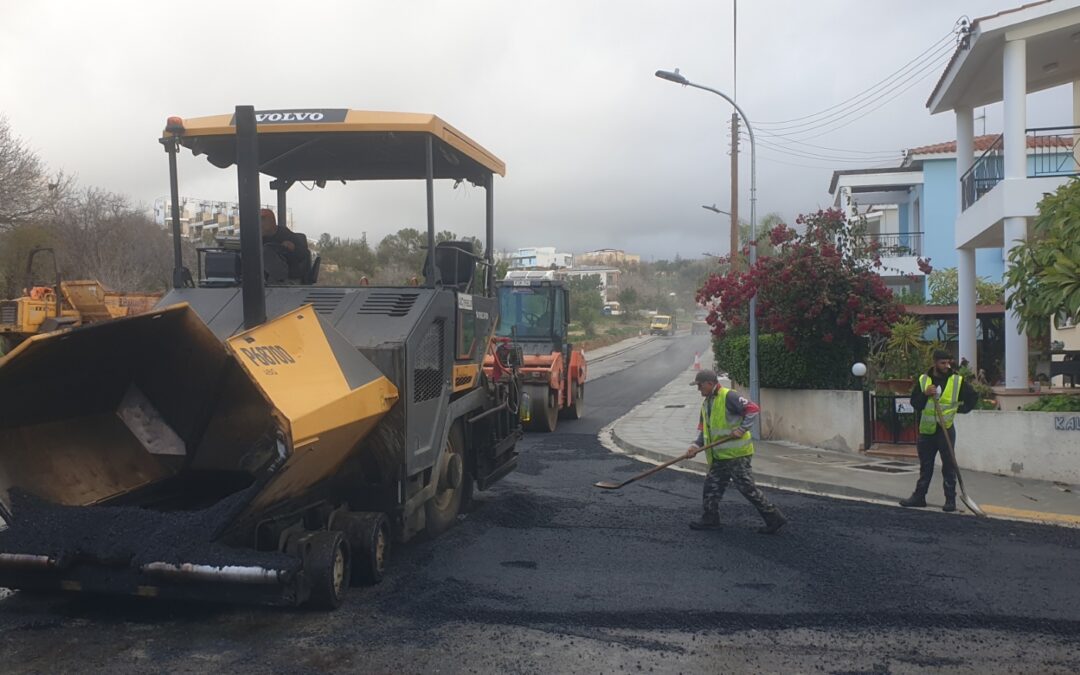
781;454;860;466
664;404;686;409
849;463;918;474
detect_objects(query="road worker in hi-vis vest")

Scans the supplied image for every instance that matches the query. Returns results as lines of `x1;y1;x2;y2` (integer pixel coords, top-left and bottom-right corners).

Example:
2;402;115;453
685;369;787;534
900;350;978;512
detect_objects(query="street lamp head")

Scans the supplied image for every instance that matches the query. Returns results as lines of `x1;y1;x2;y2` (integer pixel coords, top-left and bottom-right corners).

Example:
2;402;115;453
655;68;689;85
702;204;731;216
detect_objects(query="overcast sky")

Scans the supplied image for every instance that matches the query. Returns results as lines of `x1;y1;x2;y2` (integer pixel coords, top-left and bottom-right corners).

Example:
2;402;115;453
1;0;1073;260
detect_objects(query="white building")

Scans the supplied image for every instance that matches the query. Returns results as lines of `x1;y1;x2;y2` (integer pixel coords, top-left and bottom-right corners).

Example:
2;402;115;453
926;0;1080;390
578;248;641;266
509;246;573;269
154;197;293;240
558;267;621;303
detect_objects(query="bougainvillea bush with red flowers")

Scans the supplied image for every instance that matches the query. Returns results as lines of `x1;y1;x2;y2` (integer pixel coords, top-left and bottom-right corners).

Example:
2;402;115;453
699;208;908;389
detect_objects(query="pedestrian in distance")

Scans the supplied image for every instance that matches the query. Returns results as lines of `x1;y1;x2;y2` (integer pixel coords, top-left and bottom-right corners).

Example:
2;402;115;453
686;370;787;534
899;349;978;512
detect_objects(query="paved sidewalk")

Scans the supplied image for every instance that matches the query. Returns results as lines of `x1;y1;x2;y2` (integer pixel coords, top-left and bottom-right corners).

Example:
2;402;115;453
607;351;1080;527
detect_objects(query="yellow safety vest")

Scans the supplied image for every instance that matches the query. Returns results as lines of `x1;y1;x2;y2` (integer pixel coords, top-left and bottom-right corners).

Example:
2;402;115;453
918;373;962;435
701;387;754;464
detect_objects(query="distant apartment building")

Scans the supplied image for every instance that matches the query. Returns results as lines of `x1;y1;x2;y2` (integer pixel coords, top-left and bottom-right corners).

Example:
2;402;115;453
577;248;641;266
558;266;620;304
509;246;573;269
154;197;294;241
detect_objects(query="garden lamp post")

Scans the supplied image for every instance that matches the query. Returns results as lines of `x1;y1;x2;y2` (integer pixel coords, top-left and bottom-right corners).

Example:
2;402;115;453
657;67;760;437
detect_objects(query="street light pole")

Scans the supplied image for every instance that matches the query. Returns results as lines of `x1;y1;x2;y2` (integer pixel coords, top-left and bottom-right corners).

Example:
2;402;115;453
657;68;760;438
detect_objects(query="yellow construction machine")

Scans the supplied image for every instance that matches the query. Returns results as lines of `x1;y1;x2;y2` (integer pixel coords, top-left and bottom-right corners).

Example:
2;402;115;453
0;247;160;353
0;107;523;608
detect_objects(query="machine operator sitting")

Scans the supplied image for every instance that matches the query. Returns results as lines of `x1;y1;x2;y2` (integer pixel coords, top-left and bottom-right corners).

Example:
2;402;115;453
260;208;311;282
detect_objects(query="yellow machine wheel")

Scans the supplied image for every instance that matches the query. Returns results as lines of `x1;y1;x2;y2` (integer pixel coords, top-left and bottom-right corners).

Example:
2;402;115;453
306;530;351;610
333;511;390;586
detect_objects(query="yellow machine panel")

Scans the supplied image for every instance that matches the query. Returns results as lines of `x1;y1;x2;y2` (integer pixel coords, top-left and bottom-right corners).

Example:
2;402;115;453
226;305;400;512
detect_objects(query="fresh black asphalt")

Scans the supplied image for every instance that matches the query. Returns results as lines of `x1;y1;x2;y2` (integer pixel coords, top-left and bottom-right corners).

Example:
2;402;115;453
0;335;1078;673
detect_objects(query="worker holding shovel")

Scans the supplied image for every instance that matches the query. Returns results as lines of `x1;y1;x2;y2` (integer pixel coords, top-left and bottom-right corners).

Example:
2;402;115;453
900;350;979;512
686;370;787;534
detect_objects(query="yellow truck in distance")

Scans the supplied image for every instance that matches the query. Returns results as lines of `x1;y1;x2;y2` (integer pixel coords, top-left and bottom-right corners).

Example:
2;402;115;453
650;314;676;336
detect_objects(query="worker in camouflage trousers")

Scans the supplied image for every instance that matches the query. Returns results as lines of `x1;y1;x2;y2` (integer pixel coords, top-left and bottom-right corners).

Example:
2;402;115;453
686;369;787;534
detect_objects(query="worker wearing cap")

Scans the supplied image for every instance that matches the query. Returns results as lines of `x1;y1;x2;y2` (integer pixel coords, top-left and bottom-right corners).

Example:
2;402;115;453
900;349;978;512
260;208;311;281
686;369;787;534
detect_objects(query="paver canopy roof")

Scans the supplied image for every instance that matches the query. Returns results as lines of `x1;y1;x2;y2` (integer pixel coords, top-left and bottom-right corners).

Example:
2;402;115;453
161;108;505;185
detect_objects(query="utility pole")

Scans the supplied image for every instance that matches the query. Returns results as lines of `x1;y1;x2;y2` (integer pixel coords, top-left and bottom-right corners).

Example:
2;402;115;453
729;0;739;269
730;113;740;269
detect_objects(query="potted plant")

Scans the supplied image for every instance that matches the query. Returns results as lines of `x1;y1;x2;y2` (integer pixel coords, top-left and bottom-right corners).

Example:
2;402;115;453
870;317;934;395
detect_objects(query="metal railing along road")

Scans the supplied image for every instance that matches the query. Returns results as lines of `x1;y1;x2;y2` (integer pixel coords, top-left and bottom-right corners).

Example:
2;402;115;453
961;126;1080;210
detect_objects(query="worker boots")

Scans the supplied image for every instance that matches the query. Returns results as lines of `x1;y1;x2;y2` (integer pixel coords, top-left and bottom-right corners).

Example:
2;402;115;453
943;497;957;512
899;493;928;508
757;509;787;535
689;512;722;530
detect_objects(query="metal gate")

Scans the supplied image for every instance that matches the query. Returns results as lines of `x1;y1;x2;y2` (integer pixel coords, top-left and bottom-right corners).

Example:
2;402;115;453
868;393;918;445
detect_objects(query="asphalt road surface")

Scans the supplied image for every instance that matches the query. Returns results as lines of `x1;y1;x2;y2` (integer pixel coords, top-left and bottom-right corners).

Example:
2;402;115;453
1;335;1079;674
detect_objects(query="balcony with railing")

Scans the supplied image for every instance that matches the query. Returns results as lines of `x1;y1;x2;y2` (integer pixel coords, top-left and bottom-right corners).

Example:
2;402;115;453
960;126;1080;211
866;231;923;258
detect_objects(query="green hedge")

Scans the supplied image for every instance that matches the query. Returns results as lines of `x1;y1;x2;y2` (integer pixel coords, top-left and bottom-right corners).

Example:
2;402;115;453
713;333;863;390
1022;394;1080;412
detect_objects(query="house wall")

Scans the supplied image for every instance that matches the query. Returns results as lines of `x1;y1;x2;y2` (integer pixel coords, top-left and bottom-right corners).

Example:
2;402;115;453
1052;321;1080;350
955;411;1080;484
920;159;1006;282
755;388;865;453
755;389;1080;483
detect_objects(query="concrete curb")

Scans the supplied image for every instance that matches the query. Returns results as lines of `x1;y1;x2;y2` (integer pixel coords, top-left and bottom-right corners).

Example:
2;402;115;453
609;428;909;505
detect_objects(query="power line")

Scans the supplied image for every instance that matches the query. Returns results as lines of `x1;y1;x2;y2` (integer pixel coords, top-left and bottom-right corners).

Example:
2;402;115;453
757;50;953;142
739;127;900;157
755;134;903;157
757;22;962;128
758;43;954;134
746;134;902;164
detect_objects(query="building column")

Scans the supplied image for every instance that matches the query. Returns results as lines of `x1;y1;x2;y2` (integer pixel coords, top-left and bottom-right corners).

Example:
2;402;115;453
840;186;857;220
1002;39;1028;389
957;248;977;366
1004;216;1028;389
1003;39;1027;180
955;107;977;370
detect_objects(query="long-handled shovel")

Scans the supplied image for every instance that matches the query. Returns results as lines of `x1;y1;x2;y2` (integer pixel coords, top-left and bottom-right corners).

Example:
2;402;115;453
594;434;737;490
933;397;986;517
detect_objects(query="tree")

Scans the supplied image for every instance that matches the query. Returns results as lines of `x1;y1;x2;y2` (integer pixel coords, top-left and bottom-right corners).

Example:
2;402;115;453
1005;177;1080;338
698;208;902;352
736;211;784;260
49;187;173;291
927;267;1004;305
0;116;69;229
0;222;57;297
565;274;603;336
376;227;427;272
617;286;640;310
